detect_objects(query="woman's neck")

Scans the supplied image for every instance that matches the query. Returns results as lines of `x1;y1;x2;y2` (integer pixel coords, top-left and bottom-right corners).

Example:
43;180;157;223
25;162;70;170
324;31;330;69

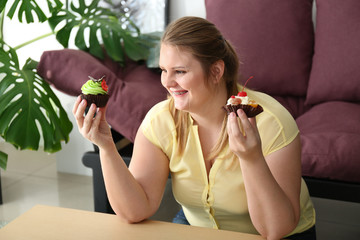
190;87;227;129
191;107;225;128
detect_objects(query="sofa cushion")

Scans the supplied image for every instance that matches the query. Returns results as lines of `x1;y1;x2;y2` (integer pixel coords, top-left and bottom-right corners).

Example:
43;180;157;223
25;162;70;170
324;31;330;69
296;101;360;183
273;96;311;119
306;0;360;105
37;49;167;142
205;0;314;97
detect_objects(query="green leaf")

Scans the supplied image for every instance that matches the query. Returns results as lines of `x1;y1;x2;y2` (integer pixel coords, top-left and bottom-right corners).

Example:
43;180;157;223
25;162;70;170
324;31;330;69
88;24;103;59
0;150;7;170
123;32;149;62
0;1;6;14
7;0;47;23
55;17;78;48
48;0;150;65
46;0;63;14
74;23;87;50
100;25;123;62
6;0;20;20
0;41;73;153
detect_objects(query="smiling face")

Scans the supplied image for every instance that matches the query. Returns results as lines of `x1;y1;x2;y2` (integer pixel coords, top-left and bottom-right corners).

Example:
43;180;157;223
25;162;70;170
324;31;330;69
159;44;216;114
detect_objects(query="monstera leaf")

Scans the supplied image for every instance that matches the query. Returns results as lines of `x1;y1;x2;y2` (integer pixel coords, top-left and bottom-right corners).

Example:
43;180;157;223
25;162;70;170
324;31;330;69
0;150;7;170
48;0;149;65
0;1;6;14
0;42;73;169
5;0;63;23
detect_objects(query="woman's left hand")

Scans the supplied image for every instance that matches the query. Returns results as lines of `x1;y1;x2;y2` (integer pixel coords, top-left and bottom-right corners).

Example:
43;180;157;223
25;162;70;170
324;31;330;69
226;109;263;161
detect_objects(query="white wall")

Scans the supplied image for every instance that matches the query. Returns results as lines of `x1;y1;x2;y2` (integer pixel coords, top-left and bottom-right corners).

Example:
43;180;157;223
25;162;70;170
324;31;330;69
2;0;205;176
169;0;206;21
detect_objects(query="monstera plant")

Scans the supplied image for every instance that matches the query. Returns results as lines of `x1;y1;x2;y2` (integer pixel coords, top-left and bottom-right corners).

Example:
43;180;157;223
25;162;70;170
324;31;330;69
0;0;157;170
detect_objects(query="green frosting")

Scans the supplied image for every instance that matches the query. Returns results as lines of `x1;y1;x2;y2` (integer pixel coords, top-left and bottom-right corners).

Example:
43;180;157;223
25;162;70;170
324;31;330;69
81;80;107;95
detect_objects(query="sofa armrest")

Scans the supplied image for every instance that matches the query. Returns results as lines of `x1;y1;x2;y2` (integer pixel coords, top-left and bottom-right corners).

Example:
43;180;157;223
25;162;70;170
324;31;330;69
304;177;360;203
82;151;131;214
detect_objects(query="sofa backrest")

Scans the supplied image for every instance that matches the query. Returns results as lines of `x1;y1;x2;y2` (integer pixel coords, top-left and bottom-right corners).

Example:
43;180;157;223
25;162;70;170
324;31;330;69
205;0;360;107
206;0;315;98
305;0;360;105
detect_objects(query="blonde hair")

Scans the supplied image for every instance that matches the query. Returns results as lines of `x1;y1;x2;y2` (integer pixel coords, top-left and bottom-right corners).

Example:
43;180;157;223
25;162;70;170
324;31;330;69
162;16;240;160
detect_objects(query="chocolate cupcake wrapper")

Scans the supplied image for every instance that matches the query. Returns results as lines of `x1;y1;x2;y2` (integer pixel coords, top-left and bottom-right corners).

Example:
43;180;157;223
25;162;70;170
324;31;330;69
81;94;110;108
223;104;263;118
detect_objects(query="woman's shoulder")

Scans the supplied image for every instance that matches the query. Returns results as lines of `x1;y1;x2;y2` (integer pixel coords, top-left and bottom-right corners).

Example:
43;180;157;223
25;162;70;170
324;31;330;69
143;98;173;122
247;88;296;124
237;84;292;120
246;88;299;155
140;98;176;144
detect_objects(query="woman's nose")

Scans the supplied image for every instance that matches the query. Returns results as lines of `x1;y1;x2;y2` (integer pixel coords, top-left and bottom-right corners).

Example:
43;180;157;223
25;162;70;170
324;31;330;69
161;72;176;88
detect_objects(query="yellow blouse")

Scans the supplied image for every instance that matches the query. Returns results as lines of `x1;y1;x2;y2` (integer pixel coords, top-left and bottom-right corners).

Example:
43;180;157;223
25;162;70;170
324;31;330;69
140;88;315;236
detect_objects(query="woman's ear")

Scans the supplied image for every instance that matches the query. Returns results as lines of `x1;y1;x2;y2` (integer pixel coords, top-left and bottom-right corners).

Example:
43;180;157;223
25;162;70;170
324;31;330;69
211;60;225;84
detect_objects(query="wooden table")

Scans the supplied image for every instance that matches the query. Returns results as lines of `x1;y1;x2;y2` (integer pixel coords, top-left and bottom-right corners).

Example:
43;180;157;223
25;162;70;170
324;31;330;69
0;205;264;240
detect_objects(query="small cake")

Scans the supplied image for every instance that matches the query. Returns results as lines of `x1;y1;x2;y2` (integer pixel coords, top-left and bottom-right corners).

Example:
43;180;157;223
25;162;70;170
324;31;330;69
80;76;109;108
223;76;263;118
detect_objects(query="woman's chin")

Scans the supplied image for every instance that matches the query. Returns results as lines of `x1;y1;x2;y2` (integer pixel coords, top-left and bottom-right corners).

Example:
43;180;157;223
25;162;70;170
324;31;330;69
174;105;187;112
174;101;189;112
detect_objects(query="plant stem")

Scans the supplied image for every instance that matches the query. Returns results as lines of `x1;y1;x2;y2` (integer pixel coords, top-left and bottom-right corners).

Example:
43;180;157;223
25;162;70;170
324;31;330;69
14;31;55;50
0;9;5;41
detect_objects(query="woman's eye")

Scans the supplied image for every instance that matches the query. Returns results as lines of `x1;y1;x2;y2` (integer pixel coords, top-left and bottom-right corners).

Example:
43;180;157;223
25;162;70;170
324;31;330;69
176;70;186;74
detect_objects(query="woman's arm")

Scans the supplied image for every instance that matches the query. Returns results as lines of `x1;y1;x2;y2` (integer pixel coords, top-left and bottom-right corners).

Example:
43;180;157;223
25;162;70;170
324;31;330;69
100;129;170;223
227;110;301;240
73;97;169;223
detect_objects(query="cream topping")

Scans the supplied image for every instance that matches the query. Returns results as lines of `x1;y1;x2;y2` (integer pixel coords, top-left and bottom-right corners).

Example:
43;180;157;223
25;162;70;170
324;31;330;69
227;95;249;105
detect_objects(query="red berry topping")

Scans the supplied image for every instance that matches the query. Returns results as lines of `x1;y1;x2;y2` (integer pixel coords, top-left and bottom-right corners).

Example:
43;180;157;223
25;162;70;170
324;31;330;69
101;79;108;91
237;91;247;97
231;95;235;98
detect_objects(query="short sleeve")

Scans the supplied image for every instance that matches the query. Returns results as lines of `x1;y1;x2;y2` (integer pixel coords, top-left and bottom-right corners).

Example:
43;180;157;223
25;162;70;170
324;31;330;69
252;91;299;156
140;100;176;156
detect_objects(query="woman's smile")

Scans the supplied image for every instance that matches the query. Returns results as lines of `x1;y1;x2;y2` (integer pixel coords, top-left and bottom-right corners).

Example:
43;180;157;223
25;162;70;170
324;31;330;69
172;90;188;96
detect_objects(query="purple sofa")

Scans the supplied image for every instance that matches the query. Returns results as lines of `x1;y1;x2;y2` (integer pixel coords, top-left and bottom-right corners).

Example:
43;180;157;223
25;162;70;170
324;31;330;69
206;0;360;202
37;0;360;203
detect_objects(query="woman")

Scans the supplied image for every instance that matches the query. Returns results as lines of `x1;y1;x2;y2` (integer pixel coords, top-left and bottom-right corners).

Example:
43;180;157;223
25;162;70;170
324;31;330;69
73;16;316;240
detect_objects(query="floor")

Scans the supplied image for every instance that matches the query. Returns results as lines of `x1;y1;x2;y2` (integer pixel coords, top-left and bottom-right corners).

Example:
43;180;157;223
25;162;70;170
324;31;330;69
1;142;360;239
0;142;93;227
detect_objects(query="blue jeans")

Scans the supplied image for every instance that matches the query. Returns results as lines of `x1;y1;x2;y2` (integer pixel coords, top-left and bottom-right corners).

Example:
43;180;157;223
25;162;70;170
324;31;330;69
172;209;190;225
172;209;316;240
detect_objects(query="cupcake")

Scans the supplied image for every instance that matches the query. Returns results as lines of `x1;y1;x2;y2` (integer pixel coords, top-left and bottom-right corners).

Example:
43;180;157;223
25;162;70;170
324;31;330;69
223;76;263;118
80;76;109;108
223;91;263;118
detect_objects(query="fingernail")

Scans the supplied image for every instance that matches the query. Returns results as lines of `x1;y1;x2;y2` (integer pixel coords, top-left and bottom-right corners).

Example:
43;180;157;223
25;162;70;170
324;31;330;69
238;109;245;117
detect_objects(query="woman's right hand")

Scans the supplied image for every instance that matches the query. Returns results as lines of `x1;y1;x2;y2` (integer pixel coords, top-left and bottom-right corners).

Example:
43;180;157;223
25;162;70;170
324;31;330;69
72;96;113;149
